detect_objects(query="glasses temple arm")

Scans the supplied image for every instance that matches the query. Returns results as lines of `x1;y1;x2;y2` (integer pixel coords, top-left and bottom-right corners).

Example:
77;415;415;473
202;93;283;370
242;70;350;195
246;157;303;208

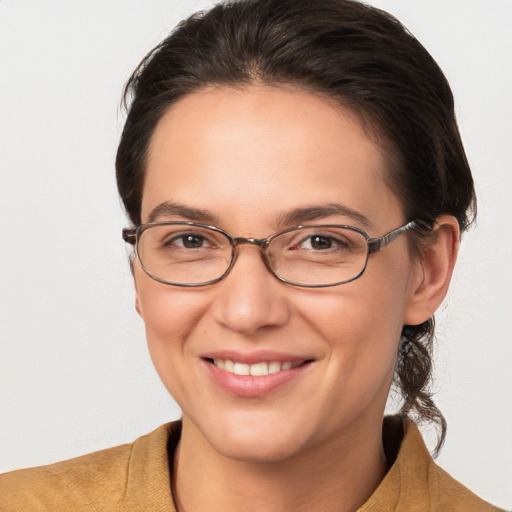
367;221;418;254
122;228;137;245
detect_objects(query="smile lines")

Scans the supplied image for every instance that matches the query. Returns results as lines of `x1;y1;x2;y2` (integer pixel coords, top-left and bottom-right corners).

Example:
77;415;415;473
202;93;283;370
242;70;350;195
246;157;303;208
211;359;304;376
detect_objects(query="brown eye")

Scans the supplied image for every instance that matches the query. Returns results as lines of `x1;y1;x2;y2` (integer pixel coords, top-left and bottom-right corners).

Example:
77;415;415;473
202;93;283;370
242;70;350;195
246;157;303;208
296;233;351;251
177;234;206;249
309;235;332;250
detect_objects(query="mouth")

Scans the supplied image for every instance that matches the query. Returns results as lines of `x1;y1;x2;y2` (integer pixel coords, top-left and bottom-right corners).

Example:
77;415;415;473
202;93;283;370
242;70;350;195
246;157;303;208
202;355;314;397
207;358;307;376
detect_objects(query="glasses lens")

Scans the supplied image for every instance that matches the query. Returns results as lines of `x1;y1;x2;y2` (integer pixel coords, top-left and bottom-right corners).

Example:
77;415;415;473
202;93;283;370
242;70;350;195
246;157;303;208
268;226;369;285
137;224;233;285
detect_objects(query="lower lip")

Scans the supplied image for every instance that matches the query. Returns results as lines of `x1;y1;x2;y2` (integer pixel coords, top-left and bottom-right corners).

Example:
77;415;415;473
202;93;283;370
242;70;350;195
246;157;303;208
204;360;311;398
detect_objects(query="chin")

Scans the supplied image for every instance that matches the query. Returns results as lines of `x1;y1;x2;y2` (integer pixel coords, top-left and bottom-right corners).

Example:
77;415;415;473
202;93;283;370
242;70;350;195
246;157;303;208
212;431;307;464
194;412;313;464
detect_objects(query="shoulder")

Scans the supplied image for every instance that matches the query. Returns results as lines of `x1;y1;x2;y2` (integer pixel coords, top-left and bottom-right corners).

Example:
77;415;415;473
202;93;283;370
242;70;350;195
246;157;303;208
430;463;504;511
0;443;133;511
0;422;179;512
361;416;505;511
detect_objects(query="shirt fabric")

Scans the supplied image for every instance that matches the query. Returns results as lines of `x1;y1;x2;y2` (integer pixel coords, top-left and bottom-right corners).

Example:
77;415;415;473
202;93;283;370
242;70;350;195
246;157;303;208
0;417;504;511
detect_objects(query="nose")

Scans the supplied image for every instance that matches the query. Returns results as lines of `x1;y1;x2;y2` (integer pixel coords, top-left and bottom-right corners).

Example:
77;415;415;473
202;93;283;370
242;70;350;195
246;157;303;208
210;244;291;335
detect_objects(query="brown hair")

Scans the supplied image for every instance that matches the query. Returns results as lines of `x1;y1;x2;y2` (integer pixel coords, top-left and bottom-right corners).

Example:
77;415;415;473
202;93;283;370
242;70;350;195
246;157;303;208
116;0;476;455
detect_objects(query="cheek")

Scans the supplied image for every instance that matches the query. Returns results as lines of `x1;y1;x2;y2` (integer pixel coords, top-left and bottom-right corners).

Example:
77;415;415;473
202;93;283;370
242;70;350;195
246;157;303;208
301;257;412;374
303;289;403;364
136;267;202;331
134;273;208;373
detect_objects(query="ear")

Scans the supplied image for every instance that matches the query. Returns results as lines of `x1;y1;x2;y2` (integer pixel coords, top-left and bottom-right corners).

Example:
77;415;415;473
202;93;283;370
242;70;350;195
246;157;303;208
404;215;460;325
135;290;143;318
130;257;144;318
133;269;144;319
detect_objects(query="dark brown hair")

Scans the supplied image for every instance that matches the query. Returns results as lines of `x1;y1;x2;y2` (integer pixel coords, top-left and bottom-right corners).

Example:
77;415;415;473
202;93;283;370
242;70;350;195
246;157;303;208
116;0;476;455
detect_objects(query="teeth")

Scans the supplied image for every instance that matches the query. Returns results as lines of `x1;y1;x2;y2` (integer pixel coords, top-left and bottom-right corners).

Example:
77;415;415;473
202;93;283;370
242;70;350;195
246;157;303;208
233;362;250;376
212;359;299;376
268;361;281;374
249;362;268;376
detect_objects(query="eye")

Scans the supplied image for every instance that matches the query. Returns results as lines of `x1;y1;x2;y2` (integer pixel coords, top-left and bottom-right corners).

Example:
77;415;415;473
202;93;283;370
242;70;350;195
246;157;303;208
142;225;229;261
297;233;351;251
164;231;220;250
305;235;334;250
172;233;208;249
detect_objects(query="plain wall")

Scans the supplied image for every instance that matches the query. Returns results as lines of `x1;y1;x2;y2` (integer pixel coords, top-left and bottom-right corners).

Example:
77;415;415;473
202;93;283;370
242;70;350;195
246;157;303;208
0;0;510;508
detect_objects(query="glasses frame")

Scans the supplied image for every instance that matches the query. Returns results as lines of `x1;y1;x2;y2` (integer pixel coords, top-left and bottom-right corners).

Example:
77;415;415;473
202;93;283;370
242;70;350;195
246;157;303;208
122;220;418;288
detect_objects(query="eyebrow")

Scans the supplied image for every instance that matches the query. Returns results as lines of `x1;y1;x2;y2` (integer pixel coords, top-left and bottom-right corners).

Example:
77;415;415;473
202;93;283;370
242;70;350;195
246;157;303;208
147;201;372;230
277;203;373;229
147;202;218;224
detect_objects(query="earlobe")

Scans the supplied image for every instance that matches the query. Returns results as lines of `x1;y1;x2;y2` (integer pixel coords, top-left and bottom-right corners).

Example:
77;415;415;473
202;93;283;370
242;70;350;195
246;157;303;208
132;259;144;318
135;292;143;318
133;274;144;318
404;215;460;326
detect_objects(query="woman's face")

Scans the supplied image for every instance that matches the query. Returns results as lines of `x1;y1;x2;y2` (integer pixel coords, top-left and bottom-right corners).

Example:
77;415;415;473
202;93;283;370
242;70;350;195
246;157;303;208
135;86;424;462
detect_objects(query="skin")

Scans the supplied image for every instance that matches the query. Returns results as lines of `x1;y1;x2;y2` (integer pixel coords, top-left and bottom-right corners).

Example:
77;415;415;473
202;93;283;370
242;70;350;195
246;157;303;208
134;85;459;512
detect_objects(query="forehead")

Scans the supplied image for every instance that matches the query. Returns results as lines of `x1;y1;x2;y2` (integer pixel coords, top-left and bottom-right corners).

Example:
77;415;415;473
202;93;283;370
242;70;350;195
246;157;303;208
142;85;403;231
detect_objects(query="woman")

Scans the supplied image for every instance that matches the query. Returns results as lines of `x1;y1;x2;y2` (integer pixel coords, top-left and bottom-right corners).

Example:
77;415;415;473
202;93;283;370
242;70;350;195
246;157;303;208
0;0;506;510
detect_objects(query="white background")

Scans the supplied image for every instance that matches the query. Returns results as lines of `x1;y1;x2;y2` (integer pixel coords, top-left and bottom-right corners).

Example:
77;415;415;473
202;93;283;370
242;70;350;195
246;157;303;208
0;0;510;508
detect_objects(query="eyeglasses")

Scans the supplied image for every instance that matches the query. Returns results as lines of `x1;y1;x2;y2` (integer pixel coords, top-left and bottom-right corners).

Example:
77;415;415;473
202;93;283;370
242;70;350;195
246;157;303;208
122;220;417;288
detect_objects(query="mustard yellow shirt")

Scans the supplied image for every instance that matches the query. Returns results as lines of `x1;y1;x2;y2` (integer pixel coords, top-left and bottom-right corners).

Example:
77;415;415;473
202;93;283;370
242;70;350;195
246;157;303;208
0;418;505;511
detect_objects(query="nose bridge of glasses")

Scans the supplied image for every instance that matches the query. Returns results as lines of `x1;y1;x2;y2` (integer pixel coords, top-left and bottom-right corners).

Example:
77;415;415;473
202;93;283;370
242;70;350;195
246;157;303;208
223;236;274;283
233;237;267;248
231;237;272;270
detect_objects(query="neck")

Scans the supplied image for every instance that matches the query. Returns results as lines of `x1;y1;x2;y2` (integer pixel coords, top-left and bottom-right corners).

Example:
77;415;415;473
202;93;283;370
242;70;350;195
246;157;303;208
172;417;388;512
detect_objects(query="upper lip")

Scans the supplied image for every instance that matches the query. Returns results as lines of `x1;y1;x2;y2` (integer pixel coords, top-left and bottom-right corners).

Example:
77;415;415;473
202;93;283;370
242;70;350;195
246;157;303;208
201;350;315;365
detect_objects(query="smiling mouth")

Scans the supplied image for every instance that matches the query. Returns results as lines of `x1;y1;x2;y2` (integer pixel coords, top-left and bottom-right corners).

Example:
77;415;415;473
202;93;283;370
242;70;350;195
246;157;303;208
207;358;310;376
